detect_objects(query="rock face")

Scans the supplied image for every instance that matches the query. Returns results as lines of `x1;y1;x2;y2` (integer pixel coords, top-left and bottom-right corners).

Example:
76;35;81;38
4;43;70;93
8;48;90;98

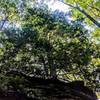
0;70;97;100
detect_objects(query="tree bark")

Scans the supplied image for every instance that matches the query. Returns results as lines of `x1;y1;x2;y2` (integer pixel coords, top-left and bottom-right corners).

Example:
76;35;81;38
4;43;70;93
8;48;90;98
47;55;57;79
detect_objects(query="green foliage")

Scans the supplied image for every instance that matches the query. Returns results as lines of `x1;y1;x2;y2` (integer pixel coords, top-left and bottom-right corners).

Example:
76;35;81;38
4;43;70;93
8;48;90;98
0;0;100;93
65;0;100;26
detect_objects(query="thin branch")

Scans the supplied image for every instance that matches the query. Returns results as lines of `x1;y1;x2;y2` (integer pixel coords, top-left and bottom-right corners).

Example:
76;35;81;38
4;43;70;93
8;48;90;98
77;7;100;27
61;1;100;27
0;16;8;31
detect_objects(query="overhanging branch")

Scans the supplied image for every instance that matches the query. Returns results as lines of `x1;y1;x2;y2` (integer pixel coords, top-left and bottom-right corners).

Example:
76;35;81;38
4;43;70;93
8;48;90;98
62;1;100;27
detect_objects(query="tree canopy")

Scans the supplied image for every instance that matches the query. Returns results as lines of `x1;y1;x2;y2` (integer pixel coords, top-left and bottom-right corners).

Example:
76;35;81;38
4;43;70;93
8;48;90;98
0;0;100;99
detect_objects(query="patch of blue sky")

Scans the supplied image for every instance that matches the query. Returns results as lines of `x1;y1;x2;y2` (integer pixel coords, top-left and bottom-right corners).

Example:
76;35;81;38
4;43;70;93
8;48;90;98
37;0;94;32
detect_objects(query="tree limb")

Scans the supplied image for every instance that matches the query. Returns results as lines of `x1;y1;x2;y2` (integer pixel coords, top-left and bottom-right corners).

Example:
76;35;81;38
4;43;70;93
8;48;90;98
61;1;100;27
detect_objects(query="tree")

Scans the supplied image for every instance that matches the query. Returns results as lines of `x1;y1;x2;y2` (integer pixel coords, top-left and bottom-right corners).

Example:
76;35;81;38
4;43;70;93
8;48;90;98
0;5;97;82
0;0;99;99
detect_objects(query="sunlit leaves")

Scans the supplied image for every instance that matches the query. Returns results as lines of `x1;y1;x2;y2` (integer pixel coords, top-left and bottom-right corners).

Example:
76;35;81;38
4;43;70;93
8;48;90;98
0;1;100;90
65;0;100;26
92;28;100;42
